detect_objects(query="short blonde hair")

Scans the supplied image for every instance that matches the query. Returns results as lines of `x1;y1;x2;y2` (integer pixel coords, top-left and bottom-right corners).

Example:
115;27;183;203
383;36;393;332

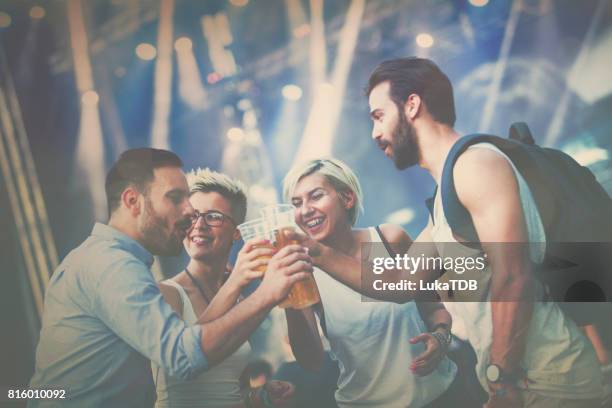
186;168;248;223
283;157;364;226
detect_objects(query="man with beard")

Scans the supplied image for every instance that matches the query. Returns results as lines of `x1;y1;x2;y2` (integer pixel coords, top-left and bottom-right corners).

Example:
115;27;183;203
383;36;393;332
291;58;602;407
29;148;312;407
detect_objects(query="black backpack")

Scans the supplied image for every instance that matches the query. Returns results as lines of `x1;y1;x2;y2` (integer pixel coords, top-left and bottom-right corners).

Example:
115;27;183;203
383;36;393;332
434;123;612;325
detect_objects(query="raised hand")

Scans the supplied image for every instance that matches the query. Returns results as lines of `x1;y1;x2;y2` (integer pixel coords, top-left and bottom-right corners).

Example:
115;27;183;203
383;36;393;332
409;332;446;376
225;238;275;292
265;380;295;407
258;244;313;305
283;229;323;257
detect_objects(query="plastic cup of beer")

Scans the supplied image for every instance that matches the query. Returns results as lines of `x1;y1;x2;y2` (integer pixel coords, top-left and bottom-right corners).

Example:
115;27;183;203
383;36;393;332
237;218;274;273
260;204;320;309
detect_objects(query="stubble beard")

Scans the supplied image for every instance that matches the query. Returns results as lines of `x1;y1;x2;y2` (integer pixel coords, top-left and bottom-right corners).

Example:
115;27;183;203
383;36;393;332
140;197;183;256
392;109;420;170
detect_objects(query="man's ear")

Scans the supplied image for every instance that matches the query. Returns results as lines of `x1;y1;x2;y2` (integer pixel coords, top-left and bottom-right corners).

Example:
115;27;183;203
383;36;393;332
121;187;142;216
233;229;241;241
340;190;356;211
404;93;422;120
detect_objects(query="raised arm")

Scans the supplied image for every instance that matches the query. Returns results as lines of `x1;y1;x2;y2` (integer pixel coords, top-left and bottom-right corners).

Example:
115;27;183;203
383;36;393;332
198;244;313;367
290;222;441;303
377;224;451;331
376;223;453;376
96;244;312;378
285;305;325;371
197;238;275;324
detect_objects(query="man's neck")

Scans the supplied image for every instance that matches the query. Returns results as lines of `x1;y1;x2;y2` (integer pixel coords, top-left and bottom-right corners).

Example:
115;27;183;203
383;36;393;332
108;214;143;245
416;121;461;184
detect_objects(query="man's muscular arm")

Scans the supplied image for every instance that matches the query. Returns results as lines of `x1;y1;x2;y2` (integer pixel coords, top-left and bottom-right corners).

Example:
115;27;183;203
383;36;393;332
454;148;534;393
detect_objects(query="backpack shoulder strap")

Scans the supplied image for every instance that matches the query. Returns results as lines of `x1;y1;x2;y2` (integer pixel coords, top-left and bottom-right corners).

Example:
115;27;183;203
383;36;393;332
440;134;507;242
509;122;535;145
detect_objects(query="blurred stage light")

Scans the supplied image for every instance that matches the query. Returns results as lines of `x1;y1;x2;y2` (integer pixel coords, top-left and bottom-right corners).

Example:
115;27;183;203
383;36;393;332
248;184;276;203
237;98;253;111
469;0;489;7
293;24;311;38
29;6;45;19
416;33;434;48
68;0;107;220
243;111;258;128
207;72;222;84
229;0;249;7
0;12;11;28
566;146;609;167
174;36;192;52
385;208;415;226
175;36;206;109
81;90;99;106
202;13;237;77
282;84;303;101
223;105;235;118
114;66;126;77
135;43;157;60
296;0;365;163
227;127;245;141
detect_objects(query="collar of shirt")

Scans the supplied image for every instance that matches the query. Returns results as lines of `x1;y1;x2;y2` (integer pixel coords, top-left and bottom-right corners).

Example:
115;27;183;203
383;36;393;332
91;222;154;267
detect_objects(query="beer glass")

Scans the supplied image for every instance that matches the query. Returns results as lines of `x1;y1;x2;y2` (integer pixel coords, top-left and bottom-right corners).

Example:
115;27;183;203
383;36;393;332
260;204;320;309
237;217;293;308
237;218;274;273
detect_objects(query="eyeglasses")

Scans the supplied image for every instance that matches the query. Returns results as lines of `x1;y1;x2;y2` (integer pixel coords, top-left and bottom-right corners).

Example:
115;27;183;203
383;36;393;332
190;210;236;227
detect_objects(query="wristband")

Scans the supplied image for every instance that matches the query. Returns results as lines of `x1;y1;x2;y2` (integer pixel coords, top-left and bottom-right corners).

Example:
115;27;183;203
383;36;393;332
261;385;275;408
431;331;451;351
244;389;256;408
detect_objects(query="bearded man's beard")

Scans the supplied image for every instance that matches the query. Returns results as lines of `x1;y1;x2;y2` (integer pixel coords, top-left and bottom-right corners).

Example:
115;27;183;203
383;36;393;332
392;109;420;170
140;197;183;256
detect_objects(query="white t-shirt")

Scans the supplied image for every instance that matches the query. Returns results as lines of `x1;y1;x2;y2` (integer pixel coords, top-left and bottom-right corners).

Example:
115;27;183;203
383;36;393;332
431;142;602;399
313;227;457;408
152;279;251;408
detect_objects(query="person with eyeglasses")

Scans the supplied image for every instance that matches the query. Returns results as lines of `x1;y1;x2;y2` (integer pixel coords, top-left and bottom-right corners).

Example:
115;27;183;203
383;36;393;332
152;167;297;408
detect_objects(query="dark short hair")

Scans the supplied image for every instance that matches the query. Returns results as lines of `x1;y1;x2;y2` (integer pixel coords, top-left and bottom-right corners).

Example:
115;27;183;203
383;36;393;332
105;148;183;216
366;57;456;127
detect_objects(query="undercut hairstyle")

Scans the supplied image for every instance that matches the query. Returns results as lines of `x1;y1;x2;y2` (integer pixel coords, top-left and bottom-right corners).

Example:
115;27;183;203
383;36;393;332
186;168;248;224
366;57;456;127
283;157;364;226
105;148;183;216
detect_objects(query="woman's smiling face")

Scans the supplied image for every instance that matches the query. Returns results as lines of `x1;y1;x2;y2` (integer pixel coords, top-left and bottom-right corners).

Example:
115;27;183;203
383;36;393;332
290;173;351;243
184;191;238;261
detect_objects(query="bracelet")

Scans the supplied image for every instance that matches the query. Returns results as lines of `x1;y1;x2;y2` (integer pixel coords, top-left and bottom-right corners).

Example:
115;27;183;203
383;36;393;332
431;323;450;333
261;386;275;408
431;331;451;352
244;389;256;408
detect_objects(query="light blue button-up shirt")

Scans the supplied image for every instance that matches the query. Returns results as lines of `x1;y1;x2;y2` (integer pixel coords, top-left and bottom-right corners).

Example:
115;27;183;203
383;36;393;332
29;223;208;407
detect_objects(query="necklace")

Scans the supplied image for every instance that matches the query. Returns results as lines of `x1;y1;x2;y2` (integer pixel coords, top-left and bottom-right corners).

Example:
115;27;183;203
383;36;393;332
184;267;212;304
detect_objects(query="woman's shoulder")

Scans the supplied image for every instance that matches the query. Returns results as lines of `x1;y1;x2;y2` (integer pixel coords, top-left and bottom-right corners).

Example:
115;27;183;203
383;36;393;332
158;279;184;317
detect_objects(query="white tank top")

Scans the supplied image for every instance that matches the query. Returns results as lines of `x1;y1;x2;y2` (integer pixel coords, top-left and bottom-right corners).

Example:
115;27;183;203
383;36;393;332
152;279;251;408
312;227;457;408
431;143;602;399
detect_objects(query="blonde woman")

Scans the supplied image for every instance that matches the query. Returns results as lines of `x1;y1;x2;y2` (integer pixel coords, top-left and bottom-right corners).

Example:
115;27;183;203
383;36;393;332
153;168;298;408
283;158;457;408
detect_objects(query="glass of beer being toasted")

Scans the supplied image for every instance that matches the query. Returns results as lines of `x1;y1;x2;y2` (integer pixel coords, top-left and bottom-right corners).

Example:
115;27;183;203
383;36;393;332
260;204;320;309
237;217;293;308
237;218;274;273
